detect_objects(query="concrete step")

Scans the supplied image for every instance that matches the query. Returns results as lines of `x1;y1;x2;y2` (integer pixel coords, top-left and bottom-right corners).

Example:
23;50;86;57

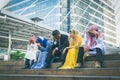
0;54;120;64
0;65;24;69
0;68;119;76
85;54;120;61
0;74;120;80
0;60;119;70
0;61;24;65
0;54;119;65
52;60;120;68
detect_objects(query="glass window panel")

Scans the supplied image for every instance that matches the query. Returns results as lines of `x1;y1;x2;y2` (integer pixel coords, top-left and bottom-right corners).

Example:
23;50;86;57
90;3;98;9
77;1;88;10
79;18;89;26
83;12;91;20
87;7;95;14
82;0;90;5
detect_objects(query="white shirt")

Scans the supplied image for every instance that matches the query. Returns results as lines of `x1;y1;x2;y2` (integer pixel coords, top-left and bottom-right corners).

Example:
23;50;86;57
25;43;38;61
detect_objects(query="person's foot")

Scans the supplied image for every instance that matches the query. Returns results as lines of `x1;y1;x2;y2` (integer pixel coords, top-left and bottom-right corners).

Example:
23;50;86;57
57;64;63;69
21;67;29;69
45;64;51;68
75;63;84;68
95;61;101;68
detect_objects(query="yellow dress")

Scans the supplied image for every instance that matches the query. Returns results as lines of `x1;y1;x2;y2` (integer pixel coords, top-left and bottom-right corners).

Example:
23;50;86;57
60;35;82;69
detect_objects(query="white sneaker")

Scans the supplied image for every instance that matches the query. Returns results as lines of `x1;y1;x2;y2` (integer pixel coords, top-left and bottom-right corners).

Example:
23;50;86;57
95;61;101;68
75;63;84;68
75;63;80;68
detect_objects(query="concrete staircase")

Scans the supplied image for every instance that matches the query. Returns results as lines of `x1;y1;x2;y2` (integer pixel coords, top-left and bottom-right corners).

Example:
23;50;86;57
0;54;120;80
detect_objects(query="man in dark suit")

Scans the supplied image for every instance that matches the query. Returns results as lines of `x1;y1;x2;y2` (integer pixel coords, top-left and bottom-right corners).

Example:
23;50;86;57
46;30;69;68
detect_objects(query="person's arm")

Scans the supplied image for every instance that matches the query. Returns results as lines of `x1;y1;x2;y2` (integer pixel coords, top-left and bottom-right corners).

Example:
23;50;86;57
92;30;99;39
96;37;103;44
40;41;51;51
57;35;69;50
33;43;38;51
62;36;82;54
68;36;82;49
75;36;82;48
92;37;104;49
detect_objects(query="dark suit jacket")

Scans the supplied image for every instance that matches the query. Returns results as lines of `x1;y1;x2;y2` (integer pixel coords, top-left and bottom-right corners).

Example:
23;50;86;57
57;34;69;51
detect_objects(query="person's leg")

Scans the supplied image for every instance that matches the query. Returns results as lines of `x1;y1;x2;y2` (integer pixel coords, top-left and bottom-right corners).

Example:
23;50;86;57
31;61;37;69
55;49;65;68
61;49;68;65
33;52;42;69
39;52;48;68
22;58;30;69
36;50;41;62
30;60;35;68
46;51;54;68
77;47;84;67
45;44;54;68
95;48;103;67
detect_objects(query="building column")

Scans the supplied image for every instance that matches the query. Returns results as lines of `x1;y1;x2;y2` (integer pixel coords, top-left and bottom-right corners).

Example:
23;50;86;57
7;30;12;60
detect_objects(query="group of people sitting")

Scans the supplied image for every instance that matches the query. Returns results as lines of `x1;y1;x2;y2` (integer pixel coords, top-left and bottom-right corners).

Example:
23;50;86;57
22;25;106;69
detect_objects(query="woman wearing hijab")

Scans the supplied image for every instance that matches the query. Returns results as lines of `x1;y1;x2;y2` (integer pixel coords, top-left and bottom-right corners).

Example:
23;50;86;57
59;29;82;69
31;36;51;69
22;36;38;69
77;25;106;68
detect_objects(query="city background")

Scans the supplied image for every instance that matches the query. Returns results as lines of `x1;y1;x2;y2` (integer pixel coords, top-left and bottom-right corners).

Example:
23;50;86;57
0;0;120;55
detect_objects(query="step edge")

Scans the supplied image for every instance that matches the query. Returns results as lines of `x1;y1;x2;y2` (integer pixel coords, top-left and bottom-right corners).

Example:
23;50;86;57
0;74;120;78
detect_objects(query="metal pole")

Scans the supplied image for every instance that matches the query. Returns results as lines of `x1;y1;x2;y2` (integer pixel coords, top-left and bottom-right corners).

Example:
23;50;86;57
7;30;12;60
67;0;71;33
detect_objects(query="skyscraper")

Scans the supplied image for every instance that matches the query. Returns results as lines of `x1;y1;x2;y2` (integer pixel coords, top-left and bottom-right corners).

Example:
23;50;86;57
4;0;117;47
60;0;116;47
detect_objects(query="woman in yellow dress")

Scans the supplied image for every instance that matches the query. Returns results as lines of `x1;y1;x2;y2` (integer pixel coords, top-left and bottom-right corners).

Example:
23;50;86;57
59;29;82;69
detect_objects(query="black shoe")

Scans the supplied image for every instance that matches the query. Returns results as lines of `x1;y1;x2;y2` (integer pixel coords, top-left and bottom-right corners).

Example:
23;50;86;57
57;64;63;69
21;67;29;69
45;64;51;68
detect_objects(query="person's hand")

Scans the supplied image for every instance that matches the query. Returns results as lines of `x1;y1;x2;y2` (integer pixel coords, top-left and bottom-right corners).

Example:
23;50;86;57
91;30;98;38
52;49;56;55
37;43;41;48
62;47;68;54
91;30;98;35
83;45;89;52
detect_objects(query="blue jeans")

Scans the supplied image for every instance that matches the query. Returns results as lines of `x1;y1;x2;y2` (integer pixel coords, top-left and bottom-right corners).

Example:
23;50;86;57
31;51;48;69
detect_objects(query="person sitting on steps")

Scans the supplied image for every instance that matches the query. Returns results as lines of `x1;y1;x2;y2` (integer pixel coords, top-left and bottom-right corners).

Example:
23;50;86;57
22;36;38;69
59;29;82;69
77;25;106;68
46;30;69;68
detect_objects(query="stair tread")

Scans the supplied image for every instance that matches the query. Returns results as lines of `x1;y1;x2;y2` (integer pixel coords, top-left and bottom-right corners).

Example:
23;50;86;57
0;68;119;76
0;60;120;65
0;74;120;78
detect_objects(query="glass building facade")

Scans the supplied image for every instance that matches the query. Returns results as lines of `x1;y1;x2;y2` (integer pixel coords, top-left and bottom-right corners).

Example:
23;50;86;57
4;0;117;47
113;0;120;47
